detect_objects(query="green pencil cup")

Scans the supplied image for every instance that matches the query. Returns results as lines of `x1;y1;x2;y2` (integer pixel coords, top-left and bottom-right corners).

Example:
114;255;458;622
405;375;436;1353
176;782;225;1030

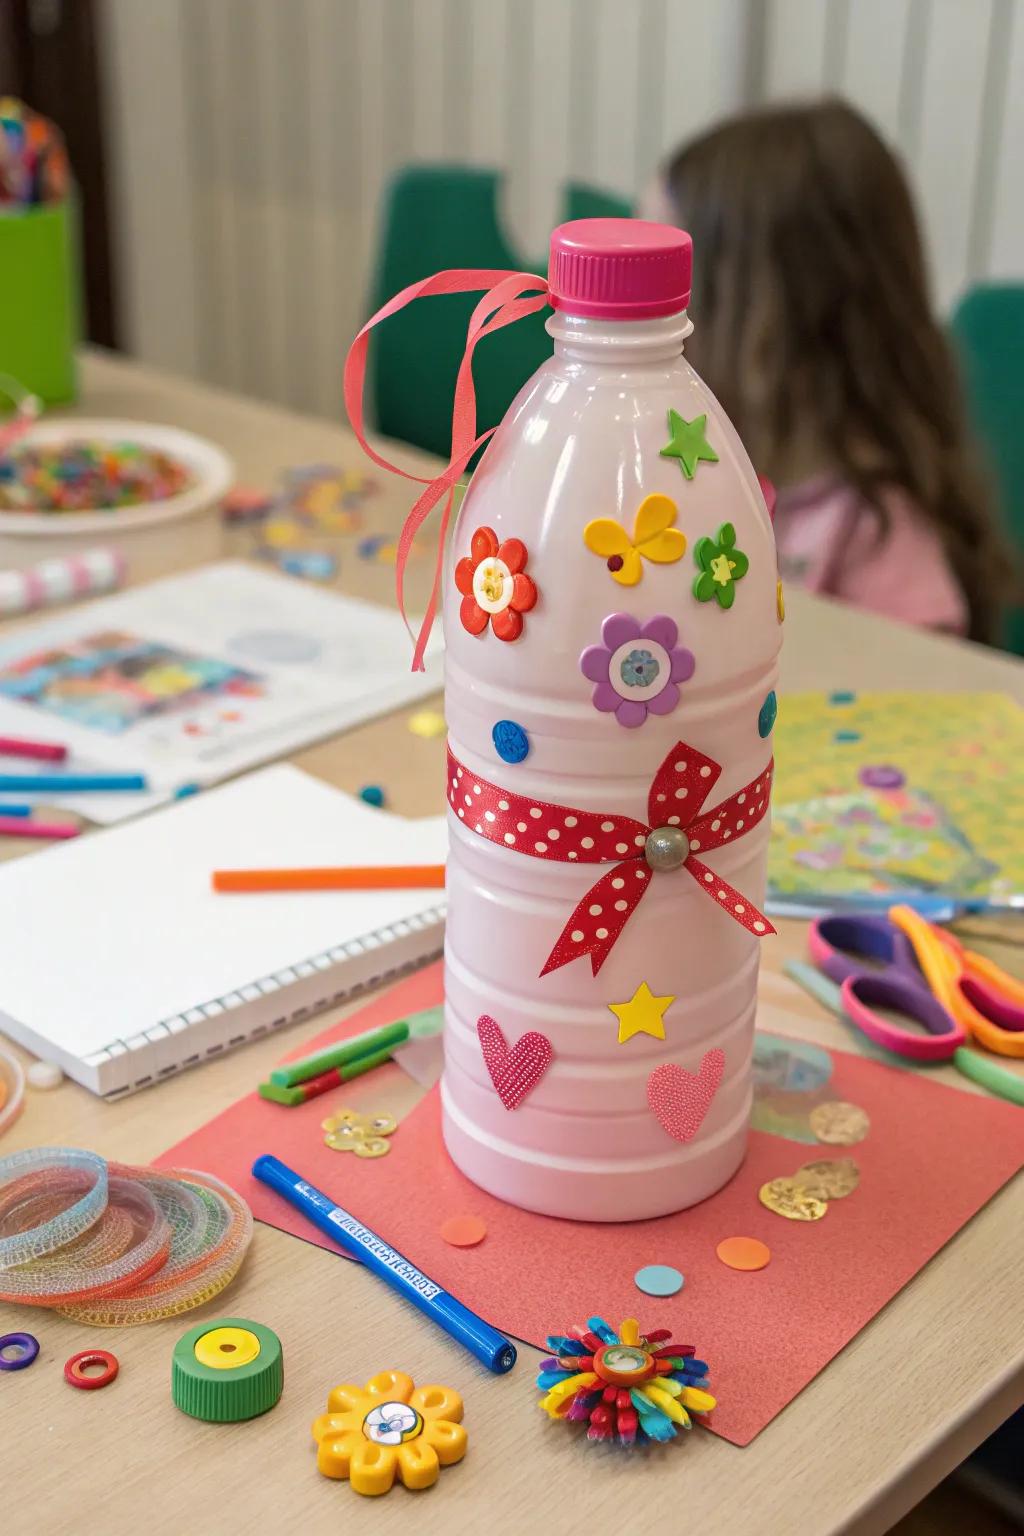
0;198;79;405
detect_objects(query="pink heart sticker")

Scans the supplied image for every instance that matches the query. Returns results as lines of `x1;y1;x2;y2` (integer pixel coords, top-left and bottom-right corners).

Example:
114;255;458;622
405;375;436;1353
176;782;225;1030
477;1014;553;1111
647;1050;725;1142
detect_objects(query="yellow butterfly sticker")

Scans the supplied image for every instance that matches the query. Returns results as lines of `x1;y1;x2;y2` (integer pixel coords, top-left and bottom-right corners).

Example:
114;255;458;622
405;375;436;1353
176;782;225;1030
583;493;687;586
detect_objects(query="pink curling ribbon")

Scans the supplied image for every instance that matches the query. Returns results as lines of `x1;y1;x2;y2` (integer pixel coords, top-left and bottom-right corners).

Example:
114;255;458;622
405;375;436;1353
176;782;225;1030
344;269;550;671
446;740;776;976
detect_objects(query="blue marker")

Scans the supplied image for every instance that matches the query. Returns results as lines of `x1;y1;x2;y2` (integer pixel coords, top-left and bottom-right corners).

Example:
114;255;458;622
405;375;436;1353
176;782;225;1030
0;773;148;792
0;804;33;817
252;1154;517;1375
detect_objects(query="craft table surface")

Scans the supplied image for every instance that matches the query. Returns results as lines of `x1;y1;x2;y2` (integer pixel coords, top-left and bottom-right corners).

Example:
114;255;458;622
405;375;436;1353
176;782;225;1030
1;349;1022;1536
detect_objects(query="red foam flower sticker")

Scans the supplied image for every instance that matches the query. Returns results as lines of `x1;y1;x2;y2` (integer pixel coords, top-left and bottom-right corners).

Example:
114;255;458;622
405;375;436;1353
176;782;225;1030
455;525;538;642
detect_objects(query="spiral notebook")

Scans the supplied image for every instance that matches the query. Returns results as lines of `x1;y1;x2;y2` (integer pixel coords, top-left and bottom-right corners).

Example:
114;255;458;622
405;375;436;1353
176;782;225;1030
0;765;447;1098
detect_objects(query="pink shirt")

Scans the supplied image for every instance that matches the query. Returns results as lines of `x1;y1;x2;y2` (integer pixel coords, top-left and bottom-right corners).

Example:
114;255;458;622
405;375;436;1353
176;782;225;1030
774;478;968;633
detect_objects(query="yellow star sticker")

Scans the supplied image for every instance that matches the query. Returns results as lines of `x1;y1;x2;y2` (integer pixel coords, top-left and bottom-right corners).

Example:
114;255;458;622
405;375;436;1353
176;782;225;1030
608;982;675;1044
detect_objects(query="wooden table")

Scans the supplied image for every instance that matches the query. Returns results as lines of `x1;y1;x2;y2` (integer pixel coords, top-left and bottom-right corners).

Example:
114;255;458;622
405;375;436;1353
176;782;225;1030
2;350;1022;1536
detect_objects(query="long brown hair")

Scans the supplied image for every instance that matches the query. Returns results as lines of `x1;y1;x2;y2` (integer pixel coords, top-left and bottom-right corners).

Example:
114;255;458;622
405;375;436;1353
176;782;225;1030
662;99;1008;641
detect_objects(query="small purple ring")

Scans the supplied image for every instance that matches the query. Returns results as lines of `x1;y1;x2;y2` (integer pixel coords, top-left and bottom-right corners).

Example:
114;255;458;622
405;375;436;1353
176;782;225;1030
0;1331;40;1371
860;764;905;790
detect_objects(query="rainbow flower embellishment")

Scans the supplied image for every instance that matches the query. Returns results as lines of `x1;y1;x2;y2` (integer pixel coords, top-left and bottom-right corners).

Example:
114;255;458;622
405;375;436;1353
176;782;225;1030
313;1370;467;1496
538;1315;715;1445
584;493;687;586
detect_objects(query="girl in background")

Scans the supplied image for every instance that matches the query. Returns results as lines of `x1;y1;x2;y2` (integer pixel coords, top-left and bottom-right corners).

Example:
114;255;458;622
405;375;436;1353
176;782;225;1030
645;99;1008;641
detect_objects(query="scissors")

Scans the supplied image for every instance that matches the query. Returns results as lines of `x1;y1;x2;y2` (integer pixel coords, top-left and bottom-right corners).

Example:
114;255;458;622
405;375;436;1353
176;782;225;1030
809;913;968;1061
889;905;1024;1059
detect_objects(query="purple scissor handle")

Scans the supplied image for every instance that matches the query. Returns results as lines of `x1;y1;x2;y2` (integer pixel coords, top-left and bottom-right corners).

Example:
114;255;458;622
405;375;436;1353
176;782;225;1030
808;914;968;1062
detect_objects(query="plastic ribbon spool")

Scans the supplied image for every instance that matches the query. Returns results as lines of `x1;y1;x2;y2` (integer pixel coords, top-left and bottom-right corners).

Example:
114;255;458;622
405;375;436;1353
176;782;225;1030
0;1148;108;1268
59;1168;253;1326
0;1149;252;1324
0;1047;25;1141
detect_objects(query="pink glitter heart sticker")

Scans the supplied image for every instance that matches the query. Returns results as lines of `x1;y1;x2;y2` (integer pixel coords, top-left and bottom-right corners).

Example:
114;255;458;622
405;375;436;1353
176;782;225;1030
476;1014;553;1111
647;1050;725;1142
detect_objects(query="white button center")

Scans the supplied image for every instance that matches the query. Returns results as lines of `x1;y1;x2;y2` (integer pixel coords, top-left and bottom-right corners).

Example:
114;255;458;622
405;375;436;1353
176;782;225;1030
472;557;514;614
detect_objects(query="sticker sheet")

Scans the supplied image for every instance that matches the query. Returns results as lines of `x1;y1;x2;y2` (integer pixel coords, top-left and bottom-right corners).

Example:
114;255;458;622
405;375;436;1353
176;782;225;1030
769;692;1024;905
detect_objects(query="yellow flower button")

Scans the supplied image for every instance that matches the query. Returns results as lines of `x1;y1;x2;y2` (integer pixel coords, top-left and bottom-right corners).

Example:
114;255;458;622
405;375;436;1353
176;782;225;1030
313;1370;467;1496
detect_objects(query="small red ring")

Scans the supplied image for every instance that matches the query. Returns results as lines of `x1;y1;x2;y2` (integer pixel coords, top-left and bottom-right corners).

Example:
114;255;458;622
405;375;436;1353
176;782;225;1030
64;1349;119;1390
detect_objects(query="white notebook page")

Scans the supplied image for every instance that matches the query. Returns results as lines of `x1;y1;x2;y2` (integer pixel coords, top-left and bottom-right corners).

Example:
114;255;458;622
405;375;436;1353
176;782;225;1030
0;765;447;1061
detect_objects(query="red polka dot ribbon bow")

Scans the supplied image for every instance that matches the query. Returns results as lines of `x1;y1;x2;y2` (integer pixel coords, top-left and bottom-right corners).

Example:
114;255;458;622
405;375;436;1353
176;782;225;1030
447;740;775;976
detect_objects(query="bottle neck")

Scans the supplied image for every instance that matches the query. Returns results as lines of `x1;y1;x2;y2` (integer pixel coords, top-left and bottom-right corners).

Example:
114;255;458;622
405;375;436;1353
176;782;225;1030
546;308;692;364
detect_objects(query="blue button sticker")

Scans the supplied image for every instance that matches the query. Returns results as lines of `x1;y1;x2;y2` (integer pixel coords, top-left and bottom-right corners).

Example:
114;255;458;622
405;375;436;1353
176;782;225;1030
758;690;777;738
492;720;530;764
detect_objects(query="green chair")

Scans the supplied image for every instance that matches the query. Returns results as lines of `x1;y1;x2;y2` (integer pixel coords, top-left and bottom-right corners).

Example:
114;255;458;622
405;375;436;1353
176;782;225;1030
367;165;632;461
950;284;1024;653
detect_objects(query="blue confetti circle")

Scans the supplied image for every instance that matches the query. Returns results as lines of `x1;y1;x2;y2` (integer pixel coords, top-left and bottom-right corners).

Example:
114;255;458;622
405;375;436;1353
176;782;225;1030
492;719;530;764
634;1264;684;1297
359;784;385;807
758;690;777;738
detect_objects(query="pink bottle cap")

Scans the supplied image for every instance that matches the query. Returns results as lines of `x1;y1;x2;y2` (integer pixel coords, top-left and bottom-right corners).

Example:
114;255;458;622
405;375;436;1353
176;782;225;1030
548;219;693;321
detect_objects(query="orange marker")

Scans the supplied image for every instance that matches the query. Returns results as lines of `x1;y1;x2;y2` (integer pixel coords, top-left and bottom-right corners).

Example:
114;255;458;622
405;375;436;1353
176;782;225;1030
212;864;446;893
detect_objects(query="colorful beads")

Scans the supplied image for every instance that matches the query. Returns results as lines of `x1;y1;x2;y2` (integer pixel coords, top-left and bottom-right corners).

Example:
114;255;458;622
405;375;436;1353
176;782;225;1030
0;441;191;513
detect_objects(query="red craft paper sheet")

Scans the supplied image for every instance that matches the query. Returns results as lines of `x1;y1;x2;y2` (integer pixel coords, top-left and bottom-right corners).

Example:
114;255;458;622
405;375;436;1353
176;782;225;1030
158;961;1024;1446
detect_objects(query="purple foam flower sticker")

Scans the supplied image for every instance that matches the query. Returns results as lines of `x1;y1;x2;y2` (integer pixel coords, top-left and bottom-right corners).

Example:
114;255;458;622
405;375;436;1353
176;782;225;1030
580;613;696;729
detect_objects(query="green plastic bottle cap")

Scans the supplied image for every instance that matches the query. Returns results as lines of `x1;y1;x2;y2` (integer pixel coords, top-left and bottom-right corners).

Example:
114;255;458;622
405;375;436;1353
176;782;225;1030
172;1318;283;1423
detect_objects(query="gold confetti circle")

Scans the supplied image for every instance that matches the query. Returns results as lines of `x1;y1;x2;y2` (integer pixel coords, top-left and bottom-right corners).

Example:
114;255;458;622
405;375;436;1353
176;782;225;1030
792;1158;860;1201
324;1128;365;1151
353;1137;391;1159
758;1177;828;1222
809;1101;870;1146
366;1113;397;1136
321;1110;363;1133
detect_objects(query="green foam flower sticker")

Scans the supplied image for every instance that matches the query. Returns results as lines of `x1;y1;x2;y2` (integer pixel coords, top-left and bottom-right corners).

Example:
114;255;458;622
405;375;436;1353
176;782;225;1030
693;523;749;609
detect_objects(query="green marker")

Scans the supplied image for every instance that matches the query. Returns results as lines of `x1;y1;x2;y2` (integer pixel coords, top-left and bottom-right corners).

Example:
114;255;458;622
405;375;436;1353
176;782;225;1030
259;1043;400;1106
269;1019;410;1088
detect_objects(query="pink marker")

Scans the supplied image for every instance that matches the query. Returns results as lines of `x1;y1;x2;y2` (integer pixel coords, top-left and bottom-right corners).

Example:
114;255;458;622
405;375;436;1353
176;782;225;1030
0;816;79;840
0;734;68;763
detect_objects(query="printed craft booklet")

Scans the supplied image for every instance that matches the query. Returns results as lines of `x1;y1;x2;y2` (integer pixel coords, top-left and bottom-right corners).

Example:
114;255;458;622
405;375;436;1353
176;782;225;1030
0;561;442;822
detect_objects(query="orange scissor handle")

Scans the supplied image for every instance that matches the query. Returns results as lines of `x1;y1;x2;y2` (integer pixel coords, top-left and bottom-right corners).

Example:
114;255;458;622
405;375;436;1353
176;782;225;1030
889;906;1024;1058
934;928;1024;1008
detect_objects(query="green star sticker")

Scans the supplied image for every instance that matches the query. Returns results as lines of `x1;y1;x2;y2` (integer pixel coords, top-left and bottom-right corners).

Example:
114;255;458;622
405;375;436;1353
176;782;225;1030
660;409;719;480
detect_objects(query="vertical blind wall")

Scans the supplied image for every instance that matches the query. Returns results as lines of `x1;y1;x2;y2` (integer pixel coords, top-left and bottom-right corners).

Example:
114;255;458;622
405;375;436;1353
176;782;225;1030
99;0;1024;422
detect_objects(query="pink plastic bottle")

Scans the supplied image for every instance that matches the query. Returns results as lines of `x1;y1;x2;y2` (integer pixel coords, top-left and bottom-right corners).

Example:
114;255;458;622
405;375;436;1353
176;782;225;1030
441;220;781;1220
